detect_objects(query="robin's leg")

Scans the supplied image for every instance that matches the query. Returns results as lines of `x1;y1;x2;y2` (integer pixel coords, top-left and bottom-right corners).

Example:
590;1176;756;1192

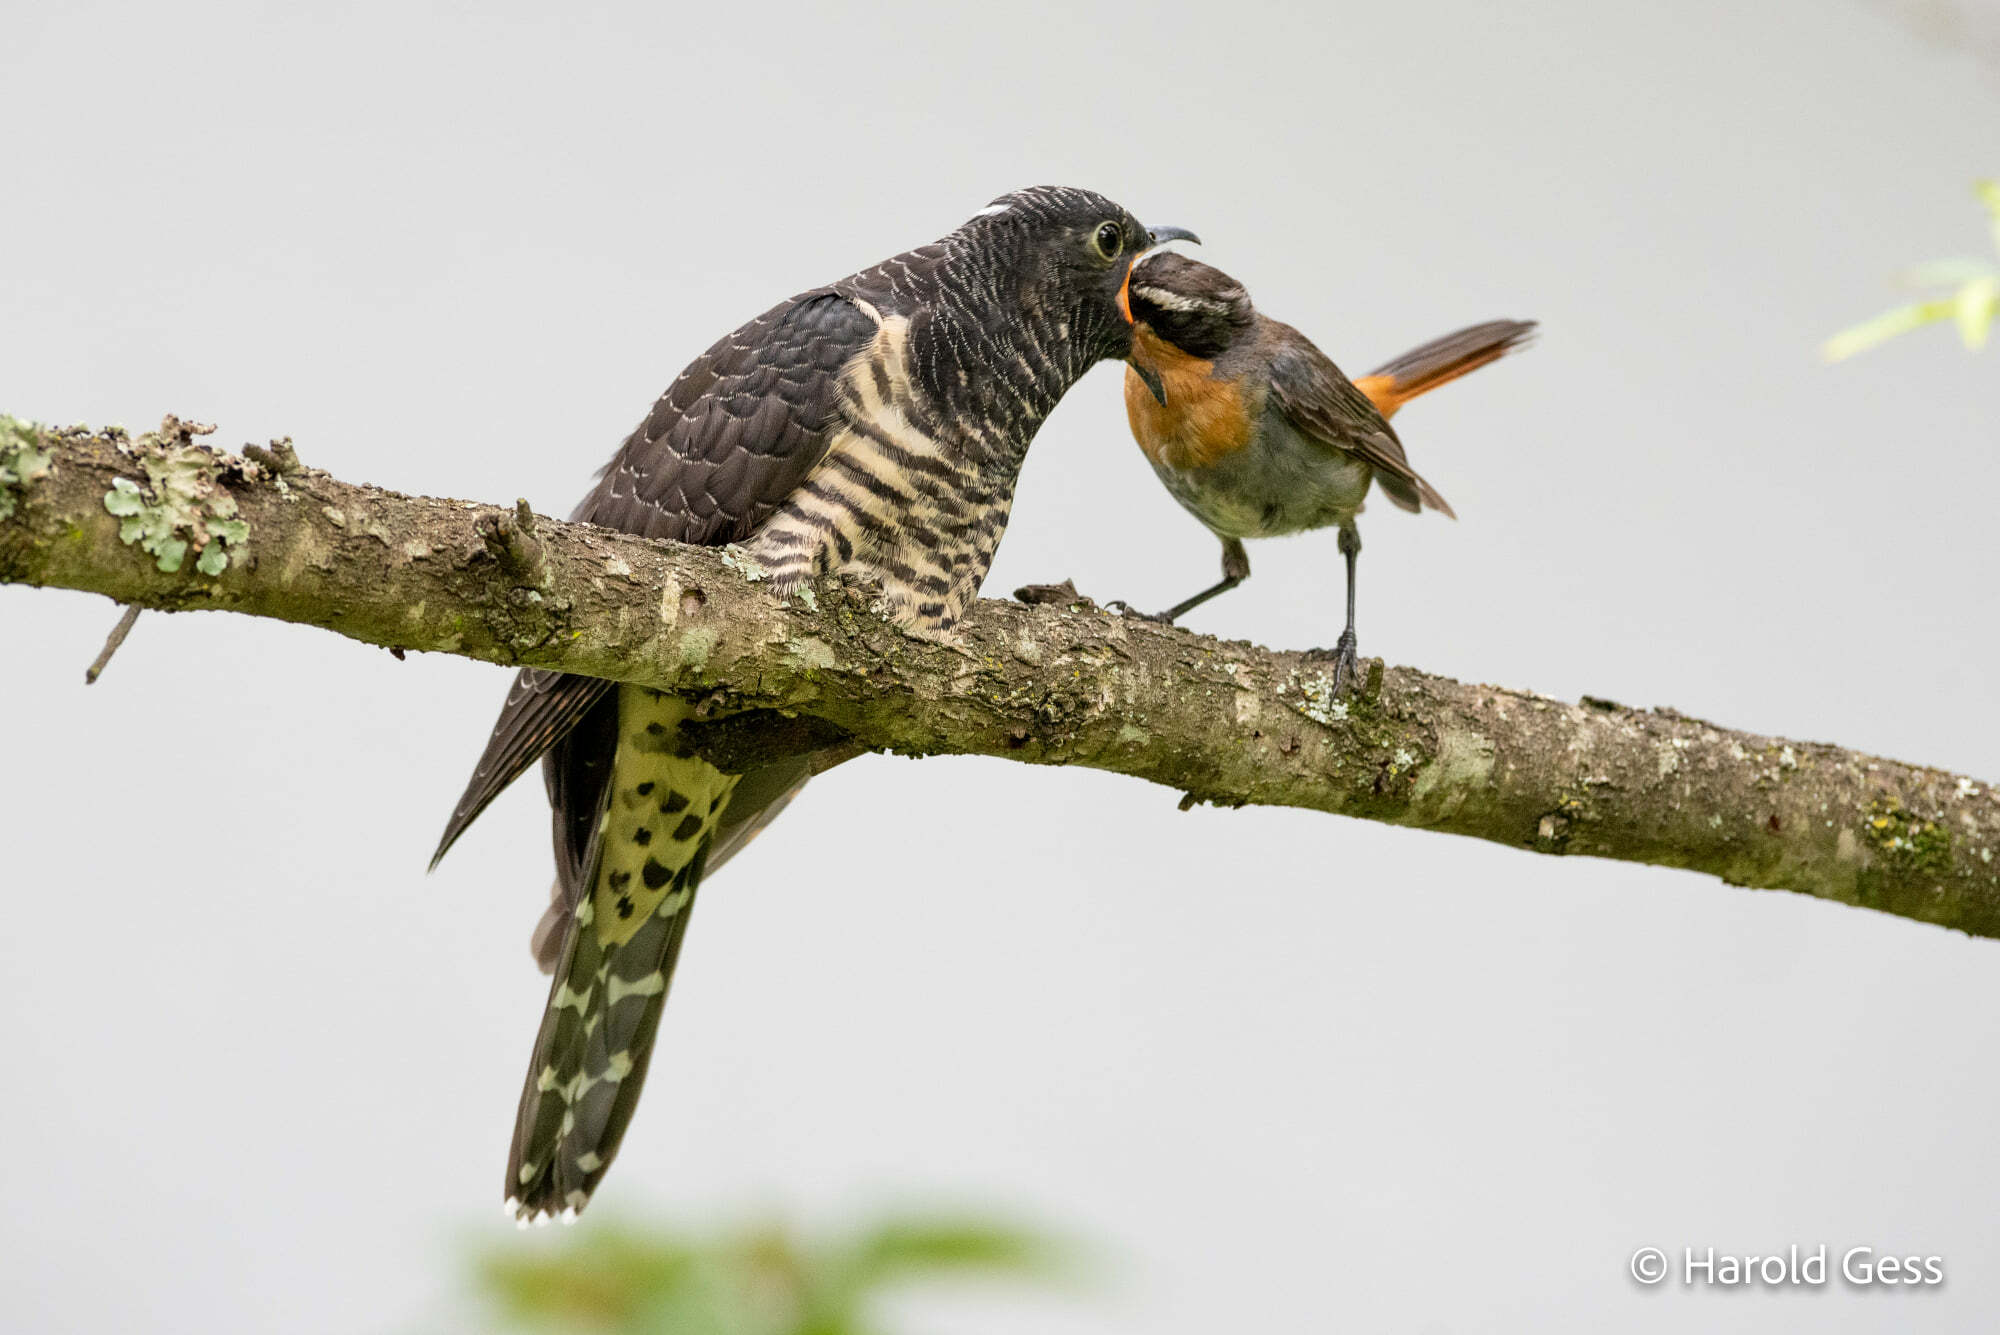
1306;521;1361;691
1115;537;1249;623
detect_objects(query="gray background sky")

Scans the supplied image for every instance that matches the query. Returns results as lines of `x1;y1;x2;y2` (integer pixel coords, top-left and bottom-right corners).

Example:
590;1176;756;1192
5;0;1998;1330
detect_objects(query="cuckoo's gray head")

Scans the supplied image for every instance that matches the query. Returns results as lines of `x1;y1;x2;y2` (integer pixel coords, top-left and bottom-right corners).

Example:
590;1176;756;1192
946;185;1200;370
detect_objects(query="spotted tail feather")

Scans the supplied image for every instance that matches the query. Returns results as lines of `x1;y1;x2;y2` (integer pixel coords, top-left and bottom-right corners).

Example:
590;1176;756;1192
505;689;737;1223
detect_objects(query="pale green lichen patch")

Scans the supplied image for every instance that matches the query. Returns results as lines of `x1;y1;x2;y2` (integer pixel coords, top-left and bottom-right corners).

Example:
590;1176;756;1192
0;417;54;520
718;546;766;582
784;635;838;674
102;431;249;575
1288;671;1349;725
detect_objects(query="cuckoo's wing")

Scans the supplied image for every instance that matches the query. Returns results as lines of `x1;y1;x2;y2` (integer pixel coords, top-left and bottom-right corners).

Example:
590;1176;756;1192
577;291;882;541
431;670;611;870
1264;323;1455;519
431;291;881;869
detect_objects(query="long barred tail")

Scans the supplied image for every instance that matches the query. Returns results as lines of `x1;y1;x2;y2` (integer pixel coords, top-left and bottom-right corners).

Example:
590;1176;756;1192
1351;319;1537;419
505;688;737;1224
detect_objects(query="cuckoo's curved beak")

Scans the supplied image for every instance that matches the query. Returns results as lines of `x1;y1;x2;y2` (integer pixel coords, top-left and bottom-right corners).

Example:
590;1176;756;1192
1146;225;1201;247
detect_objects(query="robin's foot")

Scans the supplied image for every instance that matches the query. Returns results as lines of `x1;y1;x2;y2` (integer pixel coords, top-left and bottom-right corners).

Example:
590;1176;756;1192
1106;600;1175;625
1302;630;1359;693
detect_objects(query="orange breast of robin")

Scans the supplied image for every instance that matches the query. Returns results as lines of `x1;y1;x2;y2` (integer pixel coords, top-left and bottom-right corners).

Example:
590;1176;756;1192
1124;326;1256;471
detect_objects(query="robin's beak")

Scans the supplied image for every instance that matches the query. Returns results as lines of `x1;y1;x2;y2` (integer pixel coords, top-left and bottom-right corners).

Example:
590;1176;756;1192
1121;224;1199;404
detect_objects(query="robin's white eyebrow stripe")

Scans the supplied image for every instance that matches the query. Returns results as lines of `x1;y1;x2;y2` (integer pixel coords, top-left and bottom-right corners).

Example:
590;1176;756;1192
1133;286;1224;315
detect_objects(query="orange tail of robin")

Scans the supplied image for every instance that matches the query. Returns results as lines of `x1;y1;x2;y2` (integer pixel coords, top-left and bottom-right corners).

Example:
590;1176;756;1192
1351;320;1538;420
1115;251;1534;690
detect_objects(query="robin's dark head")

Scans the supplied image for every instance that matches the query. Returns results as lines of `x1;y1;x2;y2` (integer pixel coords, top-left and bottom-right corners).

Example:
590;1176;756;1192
946;186;1199;367
1126;252;1256;361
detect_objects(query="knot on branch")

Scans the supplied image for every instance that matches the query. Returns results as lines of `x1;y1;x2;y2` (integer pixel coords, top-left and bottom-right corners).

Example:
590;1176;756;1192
477;498;549;587
147;414;216;447
1013;578;1097;611
243;437;302;478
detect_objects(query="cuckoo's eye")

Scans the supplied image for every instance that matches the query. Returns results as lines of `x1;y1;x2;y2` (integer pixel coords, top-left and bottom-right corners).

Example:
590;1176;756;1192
1092;220;1124;261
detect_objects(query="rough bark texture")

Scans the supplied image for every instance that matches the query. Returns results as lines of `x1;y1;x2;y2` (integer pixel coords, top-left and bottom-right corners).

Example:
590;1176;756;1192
6;418;1998;936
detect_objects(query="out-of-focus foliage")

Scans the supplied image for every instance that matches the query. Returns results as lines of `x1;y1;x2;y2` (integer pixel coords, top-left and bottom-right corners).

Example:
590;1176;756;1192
474;1214;1075;1335
1825;181;2000;360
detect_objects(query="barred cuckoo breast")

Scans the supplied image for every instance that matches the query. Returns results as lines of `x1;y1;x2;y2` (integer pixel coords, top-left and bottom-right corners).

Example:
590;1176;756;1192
430;186;1194;1224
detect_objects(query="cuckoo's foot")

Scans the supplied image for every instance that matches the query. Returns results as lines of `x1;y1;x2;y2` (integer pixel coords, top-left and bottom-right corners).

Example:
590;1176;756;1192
1105;600;1176;625
1302;630;1360;694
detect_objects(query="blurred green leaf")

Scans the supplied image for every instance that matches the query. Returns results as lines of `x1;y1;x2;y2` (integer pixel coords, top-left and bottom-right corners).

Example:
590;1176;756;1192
810;1216;1072;1331
1953;275;1998;350
1822;298;1956;361
1827;180;2000;361
1978;179;2000;251
473;1211;1078;1335
845;1218;1063;1284
1899;258;2000;287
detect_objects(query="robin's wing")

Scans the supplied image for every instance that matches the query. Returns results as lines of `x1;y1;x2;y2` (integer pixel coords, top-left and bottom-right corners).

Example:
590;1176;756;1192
1264;325;1455;519
431;291;882;868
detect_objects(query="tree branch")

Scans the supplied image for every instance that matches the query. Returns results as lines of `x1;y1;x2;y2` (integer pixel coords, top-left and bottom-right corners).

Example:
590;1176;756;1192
6;418;1998;936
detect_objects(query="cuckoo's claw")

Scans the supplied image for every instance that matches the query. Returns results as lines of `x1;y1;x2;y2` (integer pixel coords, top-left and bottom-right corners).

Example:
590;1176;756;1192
1106;599;1175;624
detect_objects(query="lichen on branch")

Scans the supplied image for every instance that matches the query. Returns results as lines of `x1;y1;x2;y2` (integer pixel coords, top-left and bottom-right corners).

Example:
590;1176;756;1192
4;418;1998;940
98;417;250;576
0;417;54;520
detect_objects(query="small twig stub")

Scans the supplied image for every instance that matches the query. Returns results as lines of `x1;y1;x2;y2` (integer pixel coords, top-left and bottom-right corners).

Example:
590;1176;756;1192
84;604;144;684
